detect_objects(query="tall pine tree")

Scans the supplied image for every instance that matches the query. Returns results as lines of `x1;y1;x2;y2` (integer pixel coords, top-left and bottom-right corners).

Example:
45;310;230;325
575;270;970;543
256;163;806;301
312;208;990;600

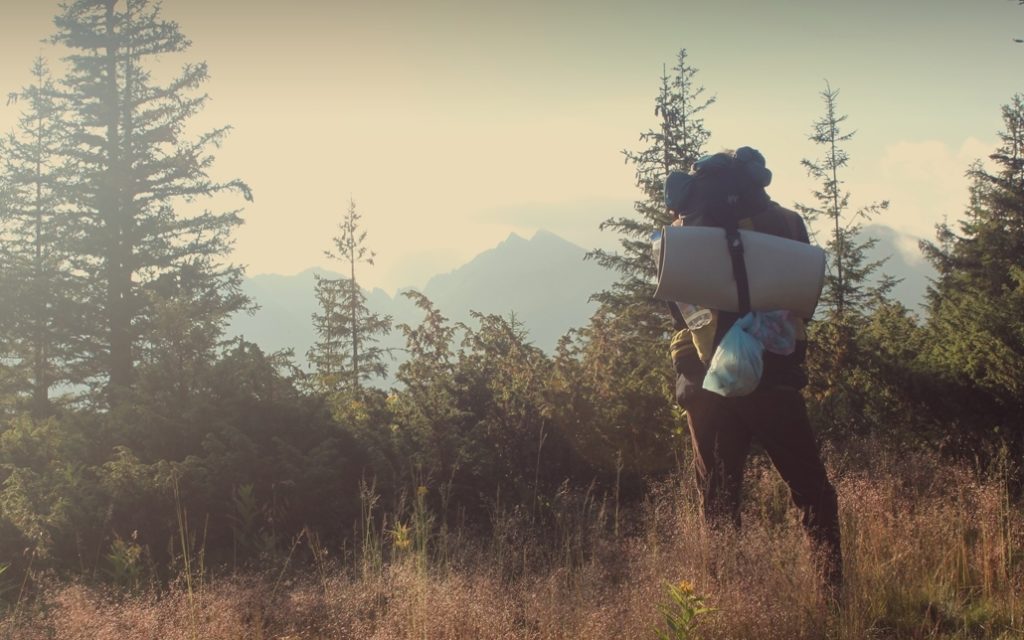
796;82;893;320
0;58;77;417
797;82;909;441
51;0;251;402
308;198;391;396
570;50;711;474
921;95;1024;458
588;48;713;335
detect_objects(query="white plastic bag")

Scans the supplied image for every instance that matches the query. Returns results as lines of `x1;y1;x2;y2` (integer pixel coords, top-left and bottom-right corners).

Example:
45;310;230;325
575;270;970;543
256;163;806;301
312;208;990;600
703;313;764;397
748;310;797;356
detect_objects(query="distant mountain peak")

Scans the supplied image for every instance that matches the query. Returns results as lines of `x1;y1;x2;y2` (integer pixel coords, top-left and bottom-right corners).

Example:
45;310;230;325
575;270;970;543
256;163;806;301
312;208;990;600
530;228;583;250
230;228;617;374
490;229;585;254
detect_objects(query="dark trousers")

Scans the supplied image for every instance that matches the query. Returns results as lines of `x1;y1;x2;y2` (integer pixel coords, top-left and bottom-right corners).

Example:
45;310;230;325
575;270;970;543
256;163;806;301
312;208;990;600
684;386;842;588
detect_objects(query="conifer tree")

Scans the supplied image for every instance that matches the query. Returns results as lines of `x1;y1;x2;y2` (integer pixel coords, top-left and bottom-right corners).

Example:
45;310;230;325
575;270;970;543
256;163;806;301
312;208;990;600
588;49;713;334
921;96;1024;452
308;198;391;396
0;173;14;412
0;58;76;417
51;0;251;402
797;82;893;319
574;49;711;463
797;82;908;440
392;291;465;479
454;310;552;503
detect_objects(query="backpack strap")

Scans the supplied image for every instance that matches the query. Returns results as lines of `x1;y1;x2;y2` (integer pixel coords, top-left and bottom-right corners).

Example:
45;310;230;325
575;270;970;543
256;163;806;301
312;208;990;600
724;224;752;316
699;208;753;317
666;301;687;330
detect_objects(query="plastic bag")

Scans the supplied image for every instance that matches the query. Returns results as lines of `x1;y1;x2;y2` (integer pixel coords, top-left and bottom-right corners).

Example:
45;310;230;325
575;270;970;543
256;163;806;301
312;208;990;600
703;313;764;397
747;310;797;356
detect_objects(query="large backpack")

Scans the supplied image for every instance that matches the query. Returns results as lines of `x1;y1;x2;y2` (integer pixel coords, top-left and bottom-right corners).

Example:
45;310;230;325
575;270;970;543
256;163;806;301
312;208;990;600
662;148;774;326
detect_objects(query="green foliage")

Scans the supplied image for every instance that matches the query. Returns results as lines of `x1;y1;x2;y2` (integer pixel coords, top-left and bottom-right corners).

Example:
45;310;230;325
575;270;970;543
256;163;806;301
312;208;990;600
797;83;917;444
654;580;715;640
453;311;551;501
549;307;681;479
103;532;144;591
589;49;713;322
309;198;392;397
569;49;709;485
51;0;251;399
797;82;894;319
229;484;277;565
0;57;78;417
919;96;1024;461
0;338;374;580
391;292;469;487
804;302;935;447
0;414;105;564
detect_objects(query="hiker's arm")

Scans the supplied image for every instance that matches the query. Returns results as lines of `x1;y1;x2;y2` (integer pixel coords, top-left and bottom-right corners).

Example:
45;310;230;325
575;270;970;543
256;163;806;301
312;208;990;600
671;328;707;407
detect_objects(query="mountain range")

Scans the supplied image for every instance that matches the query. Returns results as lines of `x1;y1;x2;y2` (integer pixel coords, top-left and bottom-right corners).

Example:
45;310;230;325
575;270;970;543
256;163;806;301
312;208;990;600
227;225;934;379
227;230;616;377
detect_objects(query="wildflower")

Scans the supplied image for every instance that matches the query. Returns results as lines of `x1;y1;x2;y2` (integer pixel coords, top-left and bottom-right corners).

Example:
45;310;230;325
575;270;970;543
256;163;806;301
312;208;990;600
417;485;428;498
391;522;411;551
655;580;714;640
676;580;695;595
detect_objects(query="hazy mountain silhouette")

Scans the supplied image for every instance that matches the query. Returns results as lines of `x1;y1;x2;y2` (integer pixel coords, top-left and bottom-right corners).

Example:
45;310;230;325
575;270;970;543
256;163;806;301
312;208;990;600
420;229;614;348
227;230;616;374
227;224;934;380
860;223;934;313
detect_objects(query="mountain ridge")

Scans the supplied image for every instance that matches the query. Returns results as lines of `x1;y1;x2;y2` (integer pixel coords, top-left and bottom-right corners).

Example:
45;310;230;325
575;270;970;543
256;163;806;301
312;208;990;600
227;229;615;375
227;225;933;379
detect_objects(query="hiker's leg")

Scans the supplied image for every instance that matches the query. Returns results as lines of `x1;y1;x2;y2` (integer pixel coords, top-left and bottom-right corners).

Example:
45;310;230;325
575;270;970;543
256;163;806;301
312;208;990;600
685;389;751;528
747;389;842;590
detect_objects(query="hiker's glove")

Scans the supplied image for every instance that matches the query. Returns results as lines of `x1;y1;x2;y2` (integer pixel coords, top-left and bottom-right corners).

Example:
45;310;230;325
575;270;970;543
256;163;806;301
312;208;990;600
671;329;707;408
671;329;705;378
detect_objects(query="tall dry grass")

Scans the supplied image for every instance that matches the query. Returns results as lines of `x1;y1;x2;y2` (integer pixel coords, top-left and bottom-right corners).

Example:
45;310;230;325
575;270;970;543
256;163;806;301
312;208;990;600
2;448;1021;639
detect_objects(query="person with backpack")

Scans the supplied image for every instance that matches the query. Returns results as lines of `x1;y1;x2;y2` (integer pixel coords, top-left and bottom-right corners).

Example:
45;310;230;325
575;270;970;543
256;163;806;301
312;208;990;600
664;147;842;594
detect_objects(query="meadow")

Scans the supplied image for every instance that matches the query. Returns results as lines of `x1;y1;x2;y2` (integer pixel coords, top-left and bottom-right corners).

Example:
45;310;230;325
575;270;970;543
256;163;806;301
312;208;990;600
2;446;1020;640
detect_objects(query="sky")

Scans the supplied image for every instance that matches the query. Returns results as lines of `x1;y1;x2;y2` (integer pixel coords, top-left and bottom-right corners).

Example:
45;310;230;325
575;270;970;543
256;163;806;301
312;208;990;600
0;0;1021;293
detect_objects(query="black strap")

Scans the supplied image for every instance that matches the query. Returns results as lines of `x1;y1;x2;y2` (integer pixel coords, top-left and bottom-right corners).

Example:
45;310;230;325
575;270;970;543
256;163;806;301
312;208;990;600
725;226;751;316
666;301;687;330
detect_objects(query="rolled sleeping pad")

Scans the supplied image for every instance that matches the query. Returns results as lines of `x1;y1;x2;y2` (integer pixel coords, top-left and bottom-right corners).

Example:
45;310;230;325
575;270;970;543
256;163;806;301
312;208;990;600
654;225;826;318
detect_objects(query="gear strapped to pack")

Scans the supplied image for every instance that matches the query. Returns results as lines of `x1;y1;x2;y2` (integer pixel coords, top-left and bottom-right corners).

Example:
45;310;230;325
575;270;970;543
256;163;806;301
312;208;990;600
664;223;750;328
725;225;752;316
662;147;768;324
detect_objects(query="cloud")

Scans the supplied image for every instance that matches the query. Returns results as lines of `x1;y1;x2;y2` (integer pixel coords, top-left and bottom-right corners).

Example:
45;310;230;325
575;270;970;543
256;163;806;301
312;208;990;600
875;137;993;241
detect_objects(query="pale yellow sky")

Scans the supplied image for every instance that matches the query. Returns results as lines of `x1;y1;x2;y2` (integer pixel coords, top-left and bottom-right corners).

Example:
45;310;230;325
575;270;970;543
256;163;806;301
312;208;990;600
0;0;1019;292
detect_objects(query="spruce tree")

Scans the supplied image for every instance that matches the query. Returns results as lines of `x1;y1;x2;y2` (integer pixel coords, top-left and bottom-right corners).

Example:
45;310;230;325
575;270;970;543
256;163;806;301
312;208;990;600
0;58;76;417
797;82;893;319
921;96;1024;453
588;48;713;334
797;82;908;440
51;0;251;402
308;198;391;396
571;50;711;471
392;291;465;480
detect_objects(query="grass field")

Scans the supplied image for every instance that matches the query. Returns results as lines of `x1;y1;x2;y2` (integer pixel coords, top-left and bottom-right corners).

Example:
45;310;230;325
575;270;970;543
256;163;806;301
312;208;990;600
2;448;1021;639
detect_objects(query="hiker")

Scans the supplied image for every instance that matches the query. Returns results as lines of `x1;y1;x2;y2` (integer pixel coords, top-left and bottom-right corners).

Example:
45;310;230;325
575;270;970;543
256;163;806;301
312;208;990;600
664;147;842;592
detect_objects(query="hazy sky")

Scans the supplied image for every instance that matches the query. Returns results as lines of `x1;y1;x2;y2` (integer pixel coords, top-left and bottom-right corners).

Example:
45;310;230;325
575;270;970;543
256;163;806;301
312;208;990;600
0;0;1020;292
